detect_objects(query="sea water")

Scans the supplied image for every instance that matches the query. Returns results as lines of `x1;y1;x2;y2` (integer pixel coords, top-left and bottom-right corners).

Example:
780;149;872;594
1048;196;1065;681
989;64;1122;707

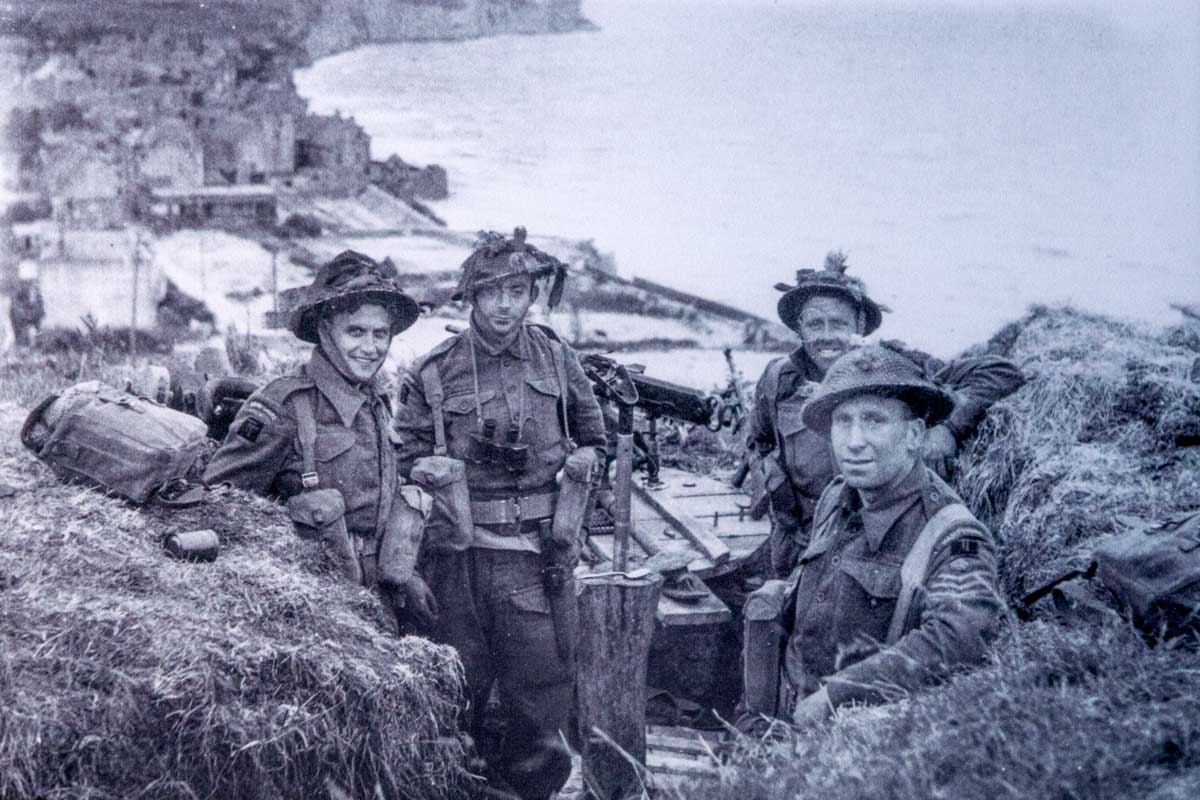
295;0;1199;356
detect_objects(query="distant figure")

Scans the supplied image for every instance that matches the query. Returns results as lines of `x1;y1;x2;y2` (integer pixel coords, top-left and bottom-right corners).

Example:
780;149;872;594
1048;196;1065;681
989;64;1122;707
9;279;44;348
740;346;1003;728
747;252;1024;578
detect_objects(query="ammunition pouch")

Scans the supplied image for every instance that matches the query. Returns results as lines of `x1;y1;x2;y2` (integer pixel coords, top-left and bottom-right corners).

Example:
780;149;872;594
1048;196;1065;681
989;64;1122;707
377;484;431;589
411;455;473;551
741;578;797;718
551;448;598;548
287;488;363;585
743;450;772;521
763;454;804;530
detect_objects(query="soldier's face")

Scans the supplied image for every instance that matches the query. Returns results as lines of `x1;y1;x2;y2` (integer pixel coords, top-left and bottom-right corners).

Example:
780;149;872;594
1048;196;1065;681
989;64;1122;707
327;304;393;382
830;394;924;496
799;295;860;371
473;275;535;339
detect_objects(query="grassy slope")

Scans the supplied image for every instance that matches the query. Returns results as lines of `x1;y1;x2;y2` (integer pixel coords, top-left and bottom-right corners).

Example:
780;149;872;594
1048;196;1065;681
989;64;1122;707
676;305;1200;800
0;366;467;798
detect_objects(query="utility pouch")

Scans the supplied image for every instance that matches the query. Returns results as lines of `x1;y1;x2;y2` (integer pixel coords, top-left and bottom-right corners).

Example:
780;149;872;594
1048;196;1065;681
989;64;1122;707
745;452;778;520
551;448;598;548
287;488;362;585
376;484;430;588
411;455;474;550
742;578;797;717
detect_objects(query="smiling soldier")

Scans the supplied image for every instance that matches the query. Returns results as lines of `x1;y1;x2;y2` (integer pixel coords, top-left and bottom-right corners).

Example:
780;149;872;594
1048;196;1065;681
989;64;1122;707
204;250;437;623
392;228;606;800
741;345;1004;728
749;252;1024;578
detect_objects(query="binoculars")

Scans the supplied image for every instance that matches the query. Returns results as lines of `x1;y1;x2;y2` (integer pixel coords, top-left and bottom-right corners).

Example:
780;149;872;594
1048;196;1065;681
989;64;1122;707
466;418;529;473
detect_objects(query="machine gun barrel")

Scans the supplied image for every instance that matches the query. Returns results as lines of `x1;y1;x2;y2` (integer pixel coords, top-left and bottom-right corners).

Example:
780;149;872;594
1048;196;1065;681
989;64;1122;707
580;353;717;427
627;373;715;427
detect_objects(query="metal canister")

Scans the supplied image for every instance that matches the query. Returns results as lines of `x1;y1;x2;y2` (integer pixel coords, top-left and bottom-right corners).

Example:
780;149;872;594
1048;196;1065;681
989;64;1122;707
164;529;220;562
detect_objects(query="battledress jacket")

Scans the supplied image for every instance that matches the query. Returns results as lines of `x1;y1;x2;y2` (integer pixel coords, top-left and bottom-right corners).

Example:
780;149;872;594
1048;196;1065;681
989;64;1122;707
203;350;398;543
391;323;607;552
749;345;1025;539
783;463;1003;708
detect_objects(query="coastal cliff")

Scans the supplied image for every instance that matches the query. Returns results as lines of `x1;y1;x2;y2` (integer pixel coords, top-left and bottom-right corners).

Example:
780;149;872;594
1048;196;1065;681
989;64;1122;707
2;1;593;62
301;0;593;59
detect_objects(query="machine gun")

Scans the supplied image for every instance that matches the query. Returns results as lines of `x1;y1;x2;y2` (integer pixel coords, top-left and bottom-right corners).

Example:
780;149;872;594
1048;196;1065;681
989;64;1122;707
580;352;738;486
126;368;259;443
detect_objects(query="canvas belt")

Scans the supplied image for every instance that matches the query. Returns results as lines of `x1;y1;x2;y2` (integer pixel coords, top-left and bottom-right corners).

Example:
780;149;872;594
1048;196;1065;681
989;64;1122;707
471;492;556;526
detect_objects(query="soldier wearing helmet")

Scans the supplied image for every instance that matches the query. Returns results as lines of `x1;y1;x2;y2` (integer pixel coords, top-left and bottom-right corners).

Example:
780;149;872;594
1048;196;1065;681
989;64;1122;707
205;250;436;623
749;252;1024;578
741;346;1003;728
392;228;606;800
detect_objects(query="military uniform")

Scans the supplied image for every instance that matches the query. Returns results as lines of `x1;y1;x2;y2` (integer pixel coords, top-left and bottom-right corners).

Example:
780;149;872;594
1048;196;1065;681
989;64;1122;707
782;463;1002;709
750;257;1024;577
205;351;405;581
204;250;423;591
392;229;605;800
740;346;1004;725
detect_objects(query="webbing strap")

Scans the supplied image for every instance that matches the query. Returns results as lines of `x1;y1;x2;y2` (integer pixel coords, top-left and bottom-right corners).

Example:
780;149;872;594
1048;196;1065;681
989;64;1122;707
553;342;572;446
886;502;987;644
420;363;448;456
293;392;320;489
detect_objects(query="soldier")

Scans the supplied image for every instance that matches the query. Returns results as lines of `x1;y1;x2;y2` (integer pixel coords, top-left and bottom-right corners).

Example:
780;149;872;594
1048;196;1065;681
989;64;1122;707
750;252;1024;577
204;250;436;625
392;228;606;800
9;279;44;348
742;346;1004;727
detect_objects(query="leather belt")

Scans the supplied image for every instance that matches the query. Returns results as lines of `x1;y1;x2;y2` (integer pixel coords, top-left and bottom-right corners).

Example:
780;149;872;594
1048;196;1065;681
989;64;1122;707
471;492;557;525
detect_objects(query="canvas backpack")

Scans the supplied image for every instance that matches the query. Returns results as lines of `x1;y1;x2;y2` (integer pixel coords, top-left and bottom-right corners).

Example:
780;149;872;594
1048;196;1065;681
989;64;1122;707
1020;510;1200;641
21;381;211;505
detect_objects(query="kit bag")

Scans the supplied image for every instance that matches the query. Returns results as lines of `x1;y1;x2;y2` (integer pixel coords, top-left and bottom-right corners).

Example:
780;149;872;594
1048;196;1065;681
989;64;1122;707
21;380;210;504
1095;511;1200;639
1020;510;1200;641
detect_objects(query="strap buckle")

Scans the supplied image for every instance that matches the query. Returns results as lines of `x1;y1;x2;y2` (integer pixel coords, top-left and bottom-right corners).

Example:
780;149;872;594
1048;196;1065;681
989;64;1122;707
301;471;320;490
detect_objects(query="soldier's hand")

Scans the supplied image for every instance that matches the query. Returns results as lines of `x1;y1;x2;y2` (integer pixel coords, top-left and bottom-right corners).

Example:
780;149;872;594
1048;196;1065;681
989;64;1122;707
400;575;439;628
791;686;832;728
922;424;958;479
385;575;439;630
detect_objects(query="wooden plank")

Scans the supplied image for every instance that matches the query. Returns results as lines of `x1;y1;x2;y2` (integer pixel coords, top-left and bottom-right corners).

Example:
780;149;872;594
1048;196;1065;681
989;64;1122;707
648;725;724;744
655;588;731;627
633;482;731;565
645;751;720;777
646;731;713;756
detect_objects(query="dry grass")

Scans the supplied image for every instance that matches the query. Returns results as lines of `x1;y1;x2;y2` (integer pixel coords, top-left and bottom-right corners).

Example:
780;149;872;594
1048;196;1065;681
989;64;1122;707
0;397;467;799
956;305;1200;596
673;621;1200;800
676;305;1200;799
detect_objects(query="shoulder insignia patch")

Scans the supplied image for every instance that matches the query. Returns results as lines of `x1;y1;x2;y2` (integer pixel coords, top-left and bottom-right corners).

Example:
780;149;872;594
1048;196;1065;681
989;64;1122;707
950;538;981;557
238;418;264;442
